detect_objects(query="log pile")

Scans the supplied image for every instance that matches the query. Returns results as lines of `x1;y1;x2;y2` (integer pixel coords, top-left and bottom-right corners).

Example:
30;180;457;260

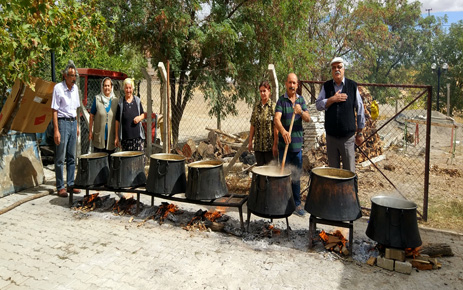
174;128;242;163
303;87;385;170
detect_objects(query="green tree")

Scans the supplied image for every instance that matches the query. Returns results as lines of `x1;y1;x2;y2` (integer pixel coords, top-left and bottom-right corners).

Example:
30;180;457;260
0;0;109;100
101;0;318;147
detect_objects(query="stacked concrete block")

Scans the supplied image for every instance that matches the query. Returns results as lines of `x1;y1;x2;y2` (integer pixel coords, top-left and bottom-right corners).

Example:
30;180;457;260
376;248;413;275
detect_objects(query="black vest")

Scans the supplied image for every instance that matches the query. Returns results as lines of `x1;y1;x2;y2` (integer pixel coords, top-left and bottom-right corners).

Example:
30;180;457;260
323;78;357;137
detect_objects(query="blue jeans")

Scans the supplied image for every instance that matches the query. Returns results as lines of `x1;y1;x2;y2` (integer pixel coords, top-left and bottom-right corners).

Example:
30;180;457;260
279;149;302;207
55;119;77;190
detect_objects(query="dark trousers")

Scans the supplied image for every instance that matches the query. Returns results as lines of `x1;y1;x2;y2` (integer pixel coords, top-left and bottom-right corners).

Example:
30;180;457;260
255;151;275;166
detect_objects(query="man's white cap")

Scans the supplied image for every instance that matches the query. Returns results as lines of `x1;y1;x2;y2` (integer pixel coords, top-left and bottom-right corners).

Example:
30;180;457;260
330;57;344;66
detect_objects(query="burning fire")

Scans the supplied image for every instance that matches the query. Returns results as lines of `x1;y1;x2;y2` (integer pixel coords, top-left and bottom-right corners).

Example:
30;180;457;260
73;193;101;212
156;203;179;221
204;210;224;222
319;230;329;243
113;196;137;215
184;208;227;231
405;247;422;259
319;230;349;255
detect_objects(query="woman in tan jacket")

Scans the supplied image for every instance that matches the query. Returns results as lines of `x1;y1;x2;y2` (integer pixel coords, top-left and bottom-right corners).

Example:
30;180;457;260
88;77;118;156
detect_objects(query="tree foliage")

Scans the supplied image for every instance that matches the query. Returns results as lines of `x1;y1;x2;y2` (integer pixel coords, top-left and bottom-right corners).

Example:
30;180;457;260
100;0;319;146
0;0;109;98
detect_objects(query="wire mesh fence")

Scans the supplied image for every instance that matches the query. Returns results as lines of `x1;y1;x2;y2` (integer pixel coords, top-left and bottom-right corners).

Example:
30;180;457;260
137;79;254;148
76;69;438;219
300;81;435;219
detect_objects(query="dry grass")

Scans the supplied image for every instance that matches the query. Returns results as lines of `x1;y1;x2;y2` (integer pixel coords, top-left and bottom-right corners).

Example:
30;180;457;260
422;197;463;231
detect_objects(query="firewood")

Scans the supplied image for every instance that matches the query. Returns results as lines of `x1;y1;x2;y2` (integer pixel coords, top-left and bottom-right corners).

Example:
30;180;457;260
182;143;193;158
206;144;215;158
197;141;209;157
209;222;225;232
208;131;218;148
186;139;197;155
366;256;376;266
341;245;349;256
420;243;454;257
411;259;433;270
327;235;341;244
206;127;244;142
325;242;337;250
222;144;234;156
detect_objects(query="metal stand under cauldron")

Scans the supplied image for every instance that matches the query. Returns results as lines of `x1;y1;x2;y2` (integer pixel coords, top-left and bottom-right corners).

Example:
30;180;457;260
246;212;291;233
246;166;296;233
308;216;354;250
304;167;363;253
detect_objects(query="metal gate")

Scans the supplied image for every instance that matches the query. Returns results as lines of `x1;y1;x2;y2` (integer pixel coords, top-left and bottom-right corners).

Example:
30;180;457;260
299;81;433;221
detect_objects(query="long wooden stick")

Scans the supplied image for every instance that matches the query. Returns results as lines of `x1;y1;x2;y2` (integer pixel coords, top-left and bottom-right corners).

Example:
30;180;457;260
280;111;296;174
0;190;51;215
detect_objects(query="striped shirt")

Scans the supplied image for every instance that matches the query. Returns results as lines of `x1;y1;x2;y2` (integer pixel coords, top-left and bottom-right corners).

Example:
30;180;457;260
275;93;308;152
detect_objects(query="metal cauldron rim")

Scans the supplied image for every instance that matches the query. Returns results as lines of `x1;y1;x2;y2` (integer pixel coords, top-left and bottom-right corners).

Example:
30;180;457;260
251;165;291;177
311;167;356;180
79;152;108;159
150;153;185;161
111;151;144;157
188;160;223;168
371;195;417;210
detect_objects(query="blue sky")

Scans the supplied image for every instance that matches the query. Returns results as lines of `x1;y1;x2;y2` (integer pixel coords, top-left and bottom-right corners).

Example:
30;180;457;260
417;0;463;25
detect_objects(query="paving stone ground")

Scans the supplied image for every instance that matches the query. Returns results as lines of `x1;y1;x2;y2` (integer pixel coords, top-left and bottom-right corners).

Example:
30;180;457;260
0;167;462;290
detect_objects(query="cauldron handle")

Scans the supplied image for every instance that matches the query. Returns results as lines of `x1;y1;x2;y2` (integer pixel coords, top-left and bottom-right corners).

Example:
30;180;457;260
195;168;200;197
112;157;121;171
80;159;87;173
255;175;268;192
157;159;168;176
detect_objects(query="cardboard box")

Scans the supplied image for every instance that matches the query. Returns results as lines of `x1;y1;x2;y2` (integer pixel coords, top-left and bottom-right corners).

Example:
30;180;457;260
0;80;24;133
0;77;56;133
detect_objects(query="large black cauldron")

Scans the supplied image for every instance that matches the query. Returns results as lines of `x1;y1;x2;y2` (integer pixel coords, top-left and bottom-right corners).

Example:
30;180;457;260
146;153;186;196
366;195;422;249
107;151;146;189
75;152;109;187
185;160;228;200
247;166;295;218
304;167;362;221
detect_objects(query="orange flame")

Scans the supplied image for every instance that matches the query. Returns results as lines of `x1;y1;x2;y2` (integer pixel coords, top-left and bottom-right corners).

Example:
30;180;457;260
204;210;223;222
405;247;421;259
319;230;329;243
333;230;348;247
160;203;178;219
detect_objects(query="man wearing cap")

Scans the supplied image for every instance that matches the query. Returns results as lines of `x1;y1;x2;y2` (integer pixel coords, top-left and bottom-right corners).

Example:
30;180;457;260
51;60;81;197
316;57;365;172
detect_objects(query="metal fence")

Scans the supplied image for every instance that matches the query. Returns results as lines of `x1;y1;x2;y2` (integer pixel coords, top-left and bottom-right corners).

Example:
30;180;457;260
138;79;254;148
299;81;437;221
77;68;442;221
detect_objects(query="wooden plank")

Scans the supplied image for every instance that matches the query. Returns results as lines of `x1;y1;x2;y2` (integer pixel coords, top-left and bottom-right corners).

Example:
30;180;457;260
223;136;249;176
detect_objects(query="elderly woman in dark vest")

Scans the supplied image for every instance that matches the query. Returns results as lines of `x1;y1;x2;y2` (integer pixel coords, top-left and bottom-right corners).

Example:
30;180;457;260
115;78;145;151
88;77;118;156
